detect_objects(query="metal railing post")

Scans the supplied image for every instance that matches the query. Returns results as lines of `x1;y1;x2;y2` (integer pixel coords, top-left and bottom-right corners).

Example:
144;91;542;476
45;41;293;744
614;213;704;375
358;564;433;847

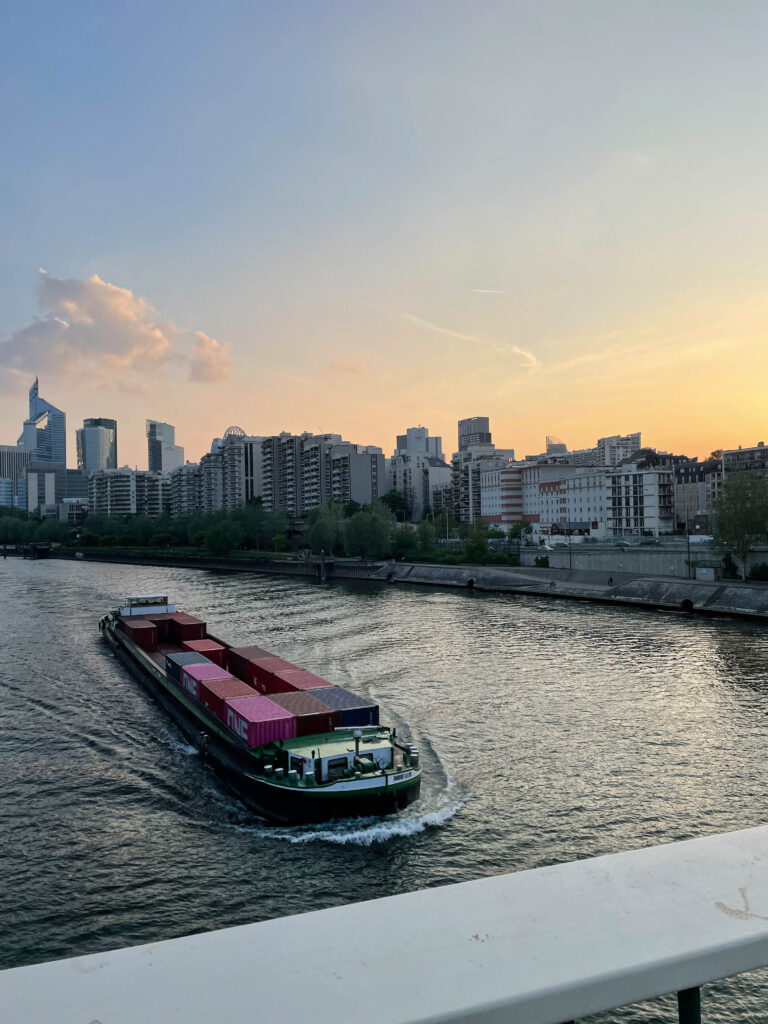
678;986;701;1023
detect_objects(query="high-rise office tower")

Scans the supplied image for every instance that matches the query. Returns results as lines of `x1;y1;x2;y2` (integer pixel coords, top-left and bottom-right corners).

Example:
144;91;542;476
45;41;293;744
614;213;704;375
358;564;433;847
77;418;118;472
19;378;66;465
146;420;184;473
458;416;492;452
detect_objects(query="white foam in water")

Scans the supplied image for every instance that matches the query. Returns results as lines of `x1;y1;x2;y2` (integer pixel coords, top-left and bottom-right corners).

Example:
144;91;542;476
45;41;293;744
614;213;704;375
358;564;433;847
271;797;467;846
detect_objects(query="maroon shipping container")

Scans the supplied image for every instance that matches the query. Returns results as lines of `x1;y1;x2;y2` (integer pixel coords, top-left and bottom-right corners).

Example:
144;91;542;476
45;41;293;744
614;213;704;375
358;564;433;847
199;675;256;721
227;648;283;686
182;639;227;668
168;613;206;643
267;691;338;737
179;662;233;701
222;695;297;747
144;613;176;639
121;619;158;651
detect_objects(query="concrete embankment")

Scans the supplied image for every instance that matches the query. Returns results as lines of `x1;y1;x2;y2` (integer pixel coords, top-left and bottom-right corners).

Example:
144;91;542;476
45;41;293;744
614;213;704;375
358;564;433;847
42;549;768;622
372;562;768;622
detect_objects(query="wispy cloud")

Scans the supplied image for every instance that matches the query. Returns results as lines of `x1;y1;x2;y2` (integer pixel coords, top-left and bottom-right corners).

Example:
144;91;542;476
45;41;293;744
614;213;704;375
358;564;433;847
0;271;231;391
472;288;509;295
402;312;540;370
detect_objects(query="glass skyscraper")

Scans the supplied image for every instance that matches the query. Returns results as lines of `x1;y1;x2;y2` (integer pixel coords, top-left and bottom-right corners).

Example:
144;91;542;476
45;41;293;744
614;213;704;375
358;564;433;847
19;378;67;465
77;418;118;471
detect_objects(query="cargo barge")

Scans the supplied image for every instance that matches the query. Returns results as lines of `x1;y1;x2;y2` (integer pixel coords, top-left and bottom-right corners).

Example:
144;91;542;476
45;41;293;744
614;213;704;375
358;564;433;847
100;596;421;825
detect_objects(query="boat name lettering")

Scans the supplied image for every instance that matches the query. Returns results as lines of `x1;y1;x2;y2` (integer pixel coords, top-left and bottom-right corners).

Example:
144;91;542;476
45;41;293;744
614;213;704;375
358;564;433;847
225;708;248;740
392;771;414;782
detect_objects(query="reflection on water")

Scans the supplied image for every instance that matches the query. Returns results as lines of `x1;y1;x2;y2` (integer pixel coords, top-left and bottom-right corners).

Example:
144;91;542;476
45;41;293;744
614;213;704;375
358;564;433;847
3;558;768;1019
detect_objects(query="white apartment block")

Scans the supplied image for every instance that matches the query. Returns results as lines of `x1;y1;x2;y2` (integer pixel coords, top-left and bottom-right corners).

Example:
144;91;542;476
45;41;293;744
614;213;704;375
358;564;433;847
331;445;385;507
89;469;166;517
520;464;609;534
391;452;453;521
479;468;502;524
607;463;674;537
170;463;201;519
452;447;515;524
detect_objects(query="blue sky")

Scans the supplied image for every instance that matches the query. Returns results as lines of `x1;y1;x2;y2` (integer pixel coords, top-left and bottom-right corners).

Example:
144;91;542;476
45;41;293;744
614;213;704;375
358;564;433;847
2;2;768;465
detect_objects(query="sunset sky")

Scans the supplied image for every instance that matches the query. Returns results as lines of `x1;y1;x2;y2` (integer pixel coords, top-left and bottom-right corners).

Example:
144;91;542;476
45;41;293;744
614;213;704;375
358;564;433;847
1;2;767;467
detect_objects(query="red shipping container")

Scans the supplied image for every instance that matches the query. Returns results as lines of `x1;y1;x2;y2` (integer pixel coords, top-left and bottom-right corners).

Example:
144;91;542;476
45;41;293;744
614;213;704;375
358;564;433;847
223;695;297;747
227;646;276;684
168;613;206;643
199;676;256;720
182;639;227;668
179;662;232;701
269;668;333;692
122;619;158;651
267;691;338;737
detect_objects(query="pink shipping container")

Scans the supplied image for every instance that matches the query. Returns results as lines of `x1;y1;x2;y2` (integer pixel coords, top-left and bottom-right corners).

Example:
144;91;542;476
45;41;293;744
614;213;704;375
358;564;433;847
179;662;233;701
223;695;297;747
199;676;256;720
182;639;227;668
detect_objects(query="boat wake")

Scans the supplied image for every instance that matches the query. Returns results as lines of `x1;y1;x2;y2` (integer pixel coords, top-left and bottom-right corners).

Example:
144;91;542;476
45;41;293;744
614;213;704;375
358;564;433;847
267;792;467;846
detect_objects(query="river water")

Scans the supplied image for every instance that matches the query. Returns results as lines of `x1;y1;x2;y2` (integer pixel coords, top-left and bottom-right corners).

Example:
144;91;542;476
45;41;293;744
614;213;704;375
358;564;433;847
3;557;768;1020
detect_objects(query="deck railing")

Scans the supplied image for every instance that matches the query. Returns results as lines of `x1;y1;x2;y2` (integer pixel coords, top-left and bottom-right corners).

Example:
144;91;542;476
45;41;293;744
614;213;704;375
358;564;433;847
4;825;768;1023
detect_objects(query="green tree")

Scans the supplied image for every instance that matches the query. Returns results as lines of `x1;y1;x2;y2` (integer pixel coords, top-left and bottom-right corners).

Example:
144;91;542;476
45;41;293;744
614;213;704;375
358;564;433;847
150;532;176;547
343;499;361;518
393;524;419;560
271;533;287;552
379;489;410;519
463;526;489;563
79;531;101;546
417;520;436;552
714;472;768;579
204;521;244;556
344;503;395;558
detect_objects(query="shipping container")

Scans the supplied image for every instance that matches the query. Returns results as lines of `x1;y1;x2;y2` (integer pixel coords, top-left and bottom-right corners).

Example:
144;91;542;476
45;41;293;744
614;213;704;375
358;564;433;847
199;676;256;720
179;661;233;701
306;685;380;727
120;619;158;652
270;668;333;692
267;691;339;737
222;695;297;747
168;613;207;643
165;650;211;684
227;646;277;684
182;639;227;668
143;613;176;639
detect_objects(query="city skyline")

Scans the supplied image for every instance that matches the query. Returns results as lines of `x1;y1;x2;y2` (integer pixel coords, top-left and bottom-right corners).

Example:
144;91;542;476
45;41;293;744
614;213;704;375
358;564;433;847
0;375;740;472
2;5;768;466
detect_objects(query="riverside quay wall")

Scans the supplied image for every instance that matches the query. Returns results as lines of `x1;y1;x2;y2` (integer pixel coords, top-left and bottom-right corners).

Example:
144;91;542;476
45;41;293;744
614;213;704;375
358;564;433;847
41;548;768;623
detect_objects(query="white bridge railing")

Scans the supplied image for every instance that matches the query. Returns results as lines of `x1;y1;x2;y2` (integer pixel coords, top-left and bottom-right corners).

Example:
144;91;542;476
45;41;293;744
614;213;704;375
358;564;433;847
5;825;768;1024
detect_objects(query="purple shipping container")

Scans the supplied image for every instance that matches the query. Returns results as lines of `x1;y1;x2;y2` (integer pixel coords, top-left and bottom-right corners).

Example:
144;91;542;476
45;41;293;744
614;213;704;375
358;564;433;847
223;695;297;748
306;685;380;727
179;662;233;701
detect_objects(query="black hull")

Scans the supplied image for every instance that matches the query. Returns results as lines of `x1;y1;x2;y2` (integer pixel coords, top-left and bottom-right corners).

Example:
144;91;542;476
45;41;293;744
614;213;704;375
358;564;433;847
104;628;421;826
